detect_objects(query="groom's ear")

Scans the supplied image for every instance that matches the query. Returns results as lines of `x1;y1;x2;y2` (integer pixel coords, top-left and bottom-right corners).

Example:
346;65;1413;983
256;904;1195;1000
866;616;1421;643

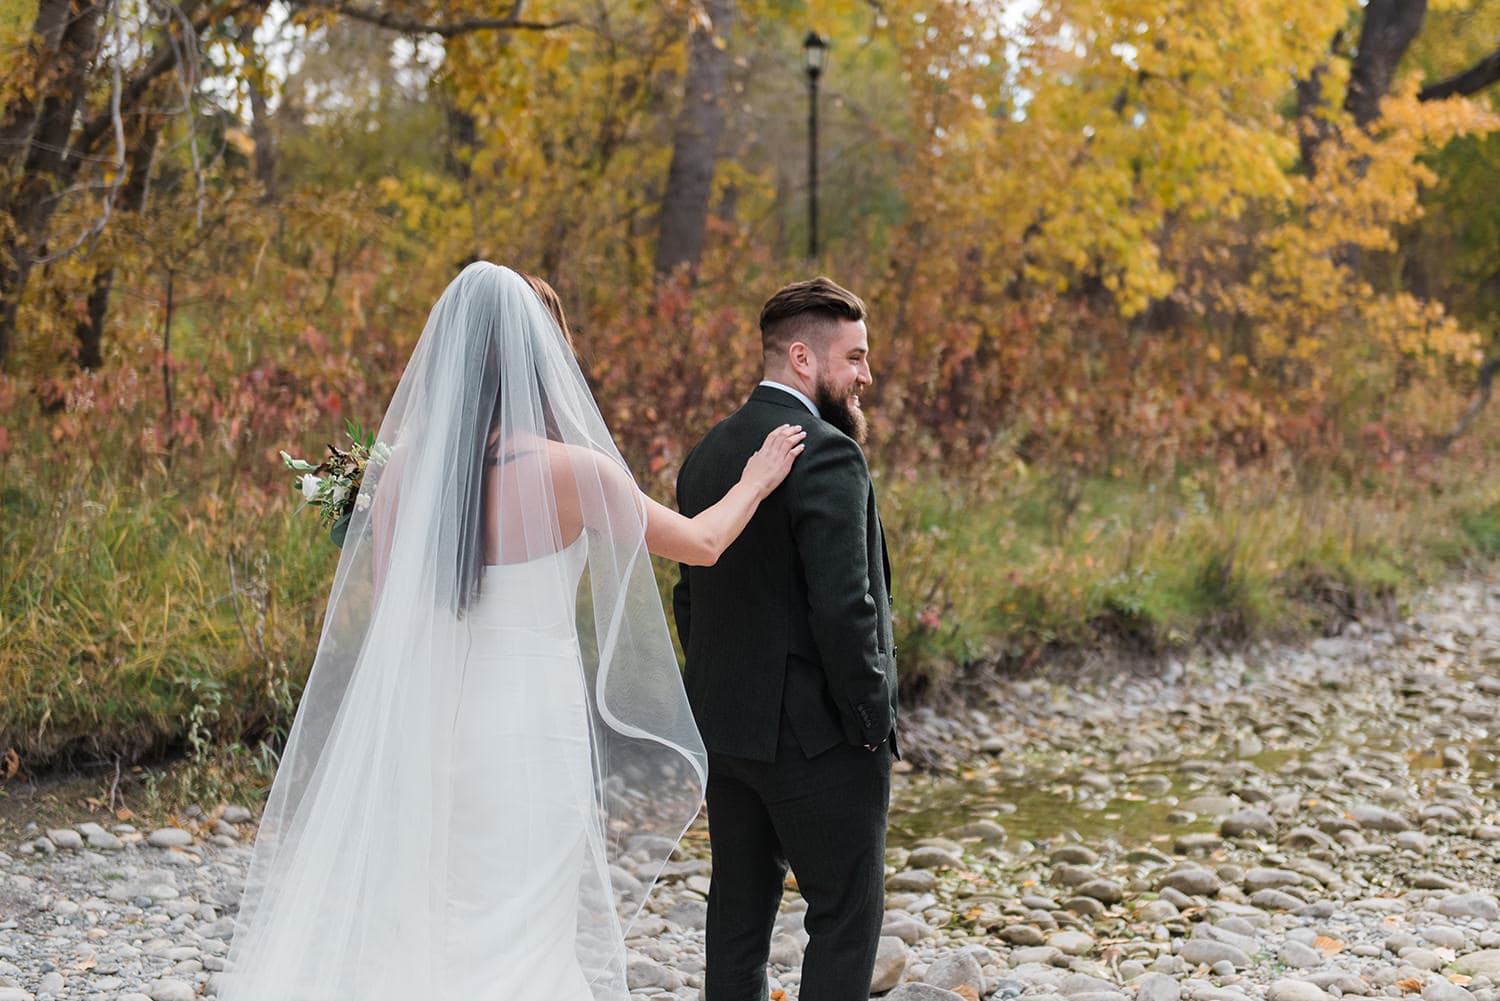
788;340;815;379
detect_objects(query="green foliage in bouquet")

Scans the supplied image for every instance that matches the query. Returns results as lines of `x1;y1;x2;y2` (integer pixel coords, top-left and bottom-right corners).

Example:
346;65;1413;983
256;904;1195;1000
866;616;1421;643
281;420;387;548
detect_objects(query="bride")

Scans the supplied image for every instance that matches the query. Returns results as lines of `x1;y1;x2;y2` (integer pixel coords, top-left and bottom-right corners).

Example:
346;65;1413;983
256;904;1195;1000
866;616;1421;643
219;262;804;1000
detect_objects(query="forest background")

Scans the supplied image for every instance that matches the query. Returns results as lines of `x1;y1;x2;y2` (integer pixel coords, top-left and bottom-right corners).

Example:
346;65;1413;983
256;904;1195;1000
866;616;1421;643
5;0;1500;791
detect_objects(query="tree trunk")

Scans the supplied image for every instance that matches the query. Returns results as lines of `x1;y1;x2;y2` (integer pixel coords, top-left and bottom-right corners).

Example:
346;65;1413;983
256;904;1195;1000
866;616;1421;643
652;0;735;279
1345;0;1427;127
249;73;277;201
74;119;162;369
0;0;107;364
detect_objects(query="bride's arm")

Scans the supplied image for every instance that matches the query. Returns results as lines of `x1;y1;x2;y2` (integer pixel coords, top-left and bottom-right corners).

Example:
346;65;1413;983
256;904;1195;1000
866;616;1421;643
641;424;805;567
568;425;805;567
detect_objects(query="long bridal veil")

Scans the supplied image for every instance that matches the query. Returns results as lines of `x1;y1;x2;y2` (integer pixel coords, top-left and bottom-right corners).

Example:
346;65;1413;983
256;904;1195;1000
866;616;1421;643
220;263;707;999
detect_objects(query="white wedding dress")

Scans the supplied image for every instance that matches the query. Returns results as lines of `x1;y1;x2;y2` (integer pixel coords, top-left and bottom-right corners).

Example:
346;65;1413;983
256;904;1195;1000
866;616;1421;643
219;264;705;1001
443;535;601;997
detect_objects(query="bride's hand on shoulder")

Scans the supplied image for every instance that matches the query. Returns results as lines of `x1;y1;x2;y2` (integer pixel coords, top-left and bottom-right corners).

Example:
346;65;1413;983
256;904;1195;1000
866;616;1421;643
743;424;807;498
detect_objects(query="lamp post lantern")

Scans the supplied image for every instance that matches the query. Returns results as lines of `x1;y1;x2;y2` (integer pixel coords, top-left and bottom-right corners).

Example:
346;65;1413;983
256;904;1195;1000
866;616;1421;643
803;31;827;259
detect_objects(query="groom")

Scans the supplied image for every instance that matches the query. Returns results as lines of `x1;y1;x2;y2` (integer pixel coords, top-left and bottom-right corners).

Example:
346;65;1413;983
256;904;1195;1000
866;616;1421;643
673;276;897;1000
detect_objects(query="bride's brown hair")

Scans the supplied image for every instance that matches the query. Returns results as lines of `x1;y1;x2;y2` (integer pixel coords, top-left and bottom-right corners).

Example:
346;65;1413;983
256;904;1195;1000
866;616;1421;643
521;273;572;348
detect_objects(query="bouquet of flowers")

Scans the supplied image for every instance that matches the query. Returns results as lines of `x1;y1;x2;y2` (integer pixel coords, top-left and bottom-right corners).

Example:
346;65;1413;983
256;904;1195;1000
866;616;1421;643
281;419;390;548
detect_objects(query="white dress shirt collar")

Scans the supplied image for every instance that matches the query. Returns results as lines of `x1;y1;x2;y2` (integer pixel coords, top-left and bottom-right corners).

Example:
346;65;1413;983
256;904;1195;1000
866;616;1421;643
758;380;819;417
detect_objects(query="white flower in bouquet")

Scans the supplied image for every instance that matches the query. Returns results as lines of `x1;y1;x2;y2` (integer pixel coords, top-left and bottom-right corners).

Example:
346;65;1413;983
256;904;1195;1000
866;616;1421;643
301;474;323;500
282;419;382;548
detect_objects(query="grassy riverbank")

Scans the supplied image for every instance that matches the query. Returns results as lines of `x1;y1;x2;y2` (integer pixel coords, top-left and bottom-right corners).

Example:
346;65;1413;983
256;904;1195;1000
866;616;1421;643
7;428;1500;789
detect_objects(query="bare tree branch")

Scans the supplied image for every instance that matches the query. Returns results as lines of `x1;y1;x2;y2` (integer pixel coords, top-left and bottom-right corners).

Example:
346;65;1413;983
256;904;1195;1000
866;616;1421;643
1420;44;1500;102
1435;353;1500;453
290;0;574;36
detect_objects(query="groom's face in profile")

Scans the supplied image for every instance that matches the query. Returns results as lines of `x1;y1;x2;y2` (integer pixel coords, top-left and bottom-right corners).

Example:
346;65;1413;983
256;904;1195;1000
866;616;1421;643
808;319;872;444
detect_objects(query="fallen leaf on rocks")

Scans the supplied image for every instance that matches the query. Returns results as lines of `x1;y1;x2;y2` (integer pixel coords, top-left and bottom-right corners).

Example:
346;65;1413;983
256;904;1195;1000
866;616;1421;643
1395;979;1423;994
1450;976;1473;986
1315;936;1344;956
2;748;19;780
770;992;785;1001
956;988;981;1001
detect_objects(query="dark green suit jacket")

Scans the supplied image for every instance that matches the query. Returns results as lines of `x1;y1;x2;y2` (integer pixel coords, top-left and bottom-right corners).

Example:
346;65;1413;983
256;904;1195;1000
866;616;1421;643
673;384;897;762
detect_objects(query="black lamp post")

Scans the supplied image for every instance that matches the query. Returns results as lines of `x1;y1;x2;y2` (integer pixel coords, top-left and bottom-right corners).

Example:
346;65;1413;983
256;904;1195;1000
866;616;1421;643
803;31;827;259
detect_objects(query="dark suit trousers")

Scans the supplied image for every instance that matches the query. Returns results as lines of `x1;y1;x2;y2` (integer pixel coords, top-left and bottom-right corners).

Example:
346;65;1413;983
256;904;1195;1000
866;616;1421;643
704;720;891;1001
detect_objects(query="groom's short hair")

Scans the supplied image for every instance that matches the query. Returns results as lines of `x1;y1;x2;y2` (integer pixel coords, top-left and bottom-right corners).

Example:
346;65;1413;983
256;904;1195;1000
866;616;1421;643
760;277;866;360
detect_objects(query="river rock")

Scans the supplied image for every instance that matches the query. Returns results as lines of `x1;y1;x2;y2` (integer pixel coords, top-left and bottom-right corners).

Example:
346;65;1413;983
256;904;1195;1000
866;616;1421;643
1440;895;1500;921
1266;979;1331;1001
950;820;1007;843
0;990;32;1001
871;936;909;993
626;959;684;991
1351;805;1413;832
1003;925;1048;946
1281;941;1324;968
1180;939;1250;969
1077;879;1124;904
1243;868;1301;892
148;828;195;849
909;846;965;871
888;869;939;892
1452;952;1500;980
44;830;82;851
1161;867;1222;896
1051;845;1101;865
885;987;967;1001
923;951;985;991
1251;889;1305;911
884;911;934;943
1222;810;1277;838
1049;931;1097;956
146;981;195;1001
1135;973;1180;1001
1012;946;1068;967
1425;978;1477;1001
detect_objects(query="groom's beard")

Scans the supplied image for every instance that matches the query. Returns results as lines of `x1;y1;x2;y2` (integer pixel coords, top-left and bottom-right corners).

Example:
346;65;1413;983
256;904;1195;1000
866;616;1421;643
814;376;868;445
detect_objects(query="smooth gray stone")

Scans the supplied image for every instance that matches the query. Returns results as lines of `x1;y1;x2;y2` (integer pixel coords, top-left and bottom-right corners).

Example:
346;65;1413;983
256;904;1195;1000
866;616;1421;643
1222;810;1277;838
1424;927;1470;950
1011;947;1068;967
1453;952;1500;980
1077;879;1124;904
1281;941;1324;969
1243;868;1301;892
1051;845;1101;865
146;982;195;1001
1266;980;1331;1001
923;952;985;991
626;960;685;991
1137;899;1180;923
1351;805;1413;832
883;911;934;944
1180;940;1250;969
147;829;194;849
909;846;965;871
1403;949;1447;972
1002;925;1048;946
888;869;940;892
1049;931;1096;956
870;936;908;993
768;933;803;967
44;830;82;851
1160;868;1222;896
949;820;1006;843
1426;977;1478;1001
1135;973;1181;1001
1251;888;1305;911
1440;896;1500;921
1061;975;1118;995
882;986;965;1001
